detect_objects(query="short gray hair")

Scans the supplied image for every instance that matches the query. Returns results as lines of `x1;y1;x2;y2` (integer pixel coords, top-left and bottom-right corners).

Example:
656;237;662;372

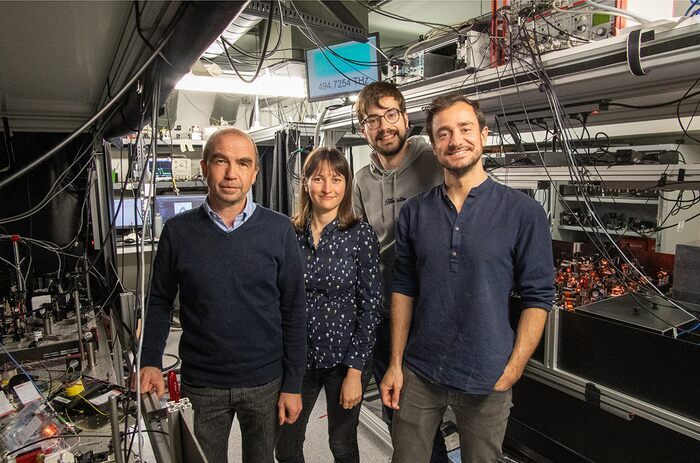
202;127;259;165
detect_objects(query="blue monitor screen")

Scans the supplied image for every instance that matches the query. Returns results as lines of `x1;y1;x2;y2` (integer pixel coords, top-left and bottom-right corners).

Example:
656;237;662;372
147;158;173;180
156;194;207;222
114;197;143;230
305;34;381;102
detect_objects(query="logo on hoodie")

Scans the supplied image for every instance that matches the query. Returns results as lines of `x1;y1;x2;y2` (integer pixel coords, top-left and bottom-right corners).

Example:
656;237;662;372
384;196;407;206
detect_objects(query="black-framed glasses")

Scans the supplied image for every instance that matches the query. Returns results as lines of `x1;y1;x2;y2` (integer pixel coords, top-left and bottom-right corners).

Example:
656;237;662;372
360;108;402;130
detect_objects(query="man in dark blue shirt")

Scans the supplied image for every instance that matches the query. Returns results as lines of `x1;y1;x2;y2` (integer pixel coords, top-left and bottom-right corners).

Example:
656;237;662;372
380;95;554;462
353;82;448;463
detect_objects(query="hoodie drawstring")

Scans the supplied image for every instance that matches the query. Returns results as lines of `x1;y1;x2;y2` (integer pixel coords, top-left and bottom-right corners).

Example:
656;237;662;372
392;173;397;220
380;176;386;222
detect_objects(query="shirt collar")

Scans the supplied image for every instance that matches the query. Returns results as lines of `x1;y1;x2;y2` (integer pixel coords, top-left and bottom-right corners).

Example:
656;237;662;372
305;216;340;238
203;196;255;223
439;177;494;203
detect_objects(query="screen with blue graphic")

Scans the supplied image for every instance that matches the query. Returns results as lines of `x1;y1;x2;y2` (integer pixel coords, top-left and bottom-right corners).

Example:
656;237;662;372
147;158;173;181
305;34;380;102
156;194;207;222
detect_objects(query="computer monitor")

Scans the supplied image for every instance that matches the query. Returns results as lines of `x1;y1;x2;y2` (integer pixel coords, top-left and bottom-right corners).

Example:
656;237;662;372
147;158;173;181
155;194;207;222
305;33;381;102
113;197;143;229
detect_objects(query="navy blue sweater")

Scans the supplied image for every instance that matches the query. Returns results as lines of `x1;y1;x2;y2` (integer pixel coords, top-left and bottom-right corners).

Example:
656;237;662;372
141;205;307;393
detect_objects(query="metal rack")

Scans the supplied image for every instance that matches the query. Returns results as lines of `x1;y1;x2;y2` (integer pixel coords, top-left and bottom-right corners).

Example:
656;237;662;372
319;17;700;134
324;18;700;447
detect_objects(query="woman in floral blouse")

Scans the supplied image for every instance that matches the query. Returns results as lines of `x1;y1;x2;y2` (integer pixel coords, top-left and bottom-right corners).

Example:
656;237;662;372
275;147;382;463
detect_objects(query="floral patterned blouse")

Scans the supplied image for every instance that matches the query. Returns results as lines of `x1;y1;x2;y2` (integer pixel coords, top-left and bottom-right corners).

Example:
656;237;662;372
297;219;382;370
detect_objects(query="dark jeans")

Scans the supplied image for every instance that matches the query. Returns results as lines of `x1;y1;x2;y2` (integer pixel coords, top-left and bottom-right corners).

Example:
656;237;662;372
275;364;372;463
373;317;449;463
181;377;282;463
392;366;513;463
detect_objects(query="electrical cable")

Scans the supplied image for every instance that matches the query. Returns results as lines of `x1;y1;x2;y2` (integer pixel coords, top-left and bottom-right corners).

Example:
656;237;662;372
4;429;169;457
539;76;695;322
606;91;700;111
162;353;181;373
133;1;156;51
0;138;95;224
221;0;275;84
133;80;163;460
0;342;63;421
352;0;464;36
676;80;700;144
688;0;700;16
498;92;639;300
286;2;379;91
585;0;652;23
223;10;283;61
500;16;696;326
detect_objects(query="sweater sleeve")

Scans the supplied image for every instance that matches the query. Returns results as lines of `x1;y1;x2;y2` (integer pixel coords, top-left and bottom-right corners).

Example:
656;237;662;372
352;178;367;221
278;222;307;393
141;224;178;369
344;223;382;370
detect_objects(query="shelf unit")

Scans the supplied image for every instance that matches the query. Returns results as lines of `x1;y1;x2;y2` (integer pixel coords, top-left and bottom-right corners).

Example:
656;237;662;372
112;180;206;191
559;196;659;205
320;18;700;134
311;16;700;447
552;181;661;243
557;224;644;237
248;122;317;145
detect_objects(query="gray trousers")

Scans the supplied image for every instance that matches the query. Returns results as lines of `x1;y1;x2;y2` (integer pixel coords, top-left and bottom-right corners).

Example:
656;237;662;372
181;378;282;463
392;366;513;463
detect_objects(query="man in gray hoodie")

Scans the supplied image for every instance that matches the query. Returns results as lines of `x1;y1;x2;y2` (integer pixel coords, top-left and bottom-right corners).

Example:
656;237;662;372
353;82;447;462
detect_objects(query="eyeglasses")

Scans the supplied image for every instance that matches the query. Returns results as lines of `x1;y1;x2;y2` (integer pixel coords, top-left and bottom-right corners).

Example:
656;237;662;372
360;108;402;130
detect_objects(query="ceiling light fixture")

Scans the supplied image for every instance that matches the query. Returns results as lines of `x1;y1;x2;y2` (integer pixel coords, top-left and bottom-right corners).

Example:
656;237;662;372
175;70;307;99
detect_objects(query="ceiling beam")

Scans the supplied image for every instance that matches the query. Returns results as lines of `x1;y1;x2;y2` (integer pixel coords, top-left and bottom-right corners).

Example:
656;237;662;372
242;1;367;40
318;1;365;30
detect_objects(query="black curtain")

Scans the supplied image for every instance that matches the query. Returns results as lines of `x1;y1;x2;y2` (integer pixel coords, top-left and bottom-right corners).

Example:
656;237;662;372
0;132;92;293
104;1;247;138
254;128;299;215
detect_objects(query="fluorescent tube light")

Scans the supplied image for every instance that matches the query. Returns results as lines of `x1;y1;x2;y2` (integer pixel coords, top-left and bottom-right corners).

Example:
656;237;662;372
175;72;307;99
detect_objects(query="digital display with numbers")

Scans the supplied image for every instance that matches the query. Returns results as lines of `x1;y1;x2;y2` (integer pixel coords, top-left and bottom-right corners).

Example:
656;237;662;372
305;34;381;102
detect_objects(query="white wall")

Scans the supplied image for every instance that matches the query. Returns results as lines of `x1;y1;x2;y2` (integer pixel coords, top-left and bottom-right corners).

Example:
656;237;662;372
174;91;287;132
174;91;216;130
351;144;373;175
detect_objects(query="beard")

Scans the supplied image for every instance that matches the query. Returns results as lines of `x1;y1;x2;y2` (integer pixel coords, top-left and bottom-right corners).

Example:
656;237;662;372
373;129;408;157
439;148;483;176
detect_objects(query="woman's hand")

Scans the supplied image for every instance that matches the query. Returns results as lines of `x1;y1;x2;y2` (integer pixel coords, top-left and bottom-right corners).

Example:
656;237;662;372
340;367;363;409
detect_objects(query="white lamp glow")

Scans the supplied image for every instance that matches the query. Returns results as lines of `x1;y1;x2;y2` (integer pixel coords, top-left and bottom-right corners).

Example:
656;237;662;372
175;72;307;99
624;0;674;25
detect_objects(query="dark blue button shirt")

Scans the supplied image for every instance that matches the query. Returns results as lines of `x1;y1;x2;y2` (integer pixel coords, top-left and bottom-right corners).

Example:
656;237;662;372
393;178;554;394
298;219;382;370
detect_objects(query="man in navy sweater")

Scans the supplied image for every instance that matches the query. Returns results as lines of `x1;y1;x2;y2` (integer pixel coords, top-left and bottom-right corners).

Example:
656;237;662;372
381;95;554;462
139;128;306;463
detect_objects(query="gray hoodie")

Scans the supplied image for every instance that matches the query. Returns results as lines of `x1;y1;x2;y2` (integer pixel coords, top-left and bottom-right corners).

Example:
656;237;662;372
352;135;443;317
